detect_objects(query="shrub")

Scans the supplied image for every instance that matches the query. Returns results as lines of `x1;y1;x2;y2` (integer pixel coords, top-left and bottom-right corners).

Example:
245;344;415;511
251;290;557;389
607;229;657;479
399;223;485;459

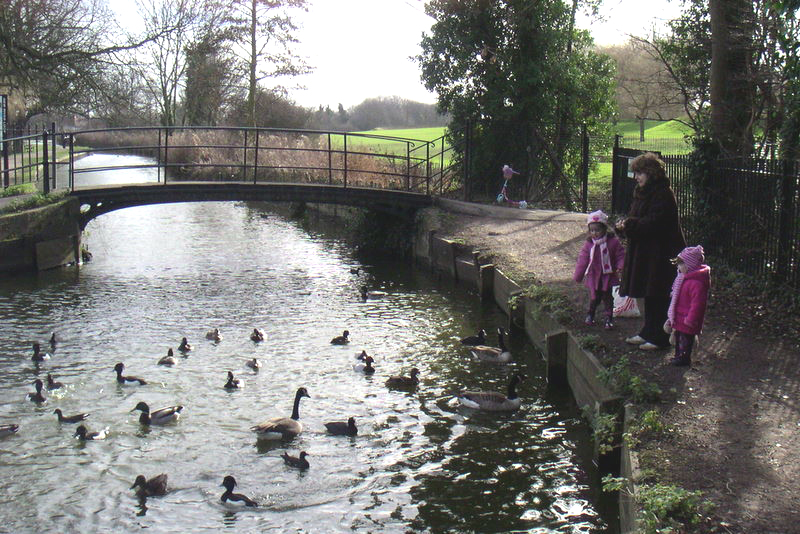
598;356;662;403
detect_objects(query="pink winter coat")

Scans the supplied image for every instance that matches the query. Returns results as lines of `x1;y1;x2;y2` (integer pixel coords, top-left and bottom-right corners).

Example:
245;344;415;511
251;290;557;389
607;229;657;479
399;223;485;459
573;235;625;299
673;265;711;335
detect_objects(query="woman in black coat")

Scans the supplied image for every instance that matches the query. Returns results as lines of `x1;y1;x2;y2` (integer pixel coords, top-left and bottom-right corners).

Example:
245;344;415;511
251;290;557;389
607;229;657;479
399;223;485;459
616;153;686;349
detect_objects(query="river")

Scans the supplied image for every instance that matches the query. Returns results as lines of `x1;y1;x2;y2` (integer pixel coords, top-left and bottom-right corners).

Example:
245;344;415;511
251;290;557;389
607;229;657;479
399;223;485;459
0;154;614;533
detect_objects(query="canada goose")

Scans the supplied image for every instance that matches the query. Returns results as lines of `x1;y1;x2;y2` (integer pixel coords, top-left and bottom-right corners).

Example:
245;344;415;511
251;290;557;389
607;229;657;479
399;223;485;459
46;373;64;390
178;337;192;353
131;473;168;498
281;451;310;469
250;328;265;342
27;379;46;403
206;328;222;342
158;348;177;366
246;358;261;371
460;329;487;346
359;286;387;300
224;371;243;389
385;368;420;389
54;409;89;423
113;363;147;385
251;387;310;440
470;328;512;363
457;373;526;412
220;475;257;507
132;402;183;425
31;342;50;363
330;330;350;345
353;355;375;374
325;417;358;436
0;424;19;438
74;425;107;441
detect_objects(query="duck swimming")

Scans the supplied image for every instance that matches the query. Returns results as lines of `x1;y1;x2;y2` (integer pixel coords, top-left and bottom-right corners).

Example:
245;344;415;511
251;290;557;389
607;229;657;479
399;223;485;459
281;451;310;469
158;348;177;366
206;328;222;342
251;387;310;440
74;425;107;441
325;417;358;436
250;328;265;342
224;371;243;389
460;329;487;346
220;475;258;507
330;330;350;345
359;285;387;301
54;409;89;423
46;374;64;390
0;424;19;438
457;373;526;412
178;337;192;353
31;342;50;363
132;401;183;425
131;473;168;498
246;358;261;371
114;363;147;385
385;368;420;389
27;379;46;403
355;350;368;361
49;333;57;351
353;355;375;374
470;327;512;363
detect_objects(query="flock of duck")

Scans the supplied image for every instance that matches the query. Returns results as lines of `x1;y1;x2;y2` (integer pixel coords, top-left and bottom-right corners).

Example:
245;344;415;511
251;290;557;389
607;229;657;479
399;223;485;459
2;308;527;509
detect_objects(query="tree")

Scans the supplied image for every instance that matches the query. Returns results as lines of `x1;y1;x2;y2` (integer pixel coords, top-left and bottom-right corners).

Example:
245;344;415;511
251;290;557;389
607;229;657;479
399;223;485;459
417;0;616;206
184;24;238;125
225;89;310;128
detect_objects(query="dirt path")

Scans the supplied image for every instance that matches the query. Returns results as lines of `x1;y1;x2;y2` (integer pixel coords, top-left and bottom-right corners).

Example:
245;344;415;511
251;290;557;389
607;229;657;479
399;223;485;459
434;199;800;534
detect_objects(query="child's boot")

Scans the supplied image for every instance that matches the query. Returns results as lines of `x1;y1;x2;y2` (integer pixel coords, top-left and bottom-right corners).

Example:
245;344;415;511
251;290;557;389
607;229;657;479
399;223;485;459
584;310;595;326
670;355;691;366
603;311;614;330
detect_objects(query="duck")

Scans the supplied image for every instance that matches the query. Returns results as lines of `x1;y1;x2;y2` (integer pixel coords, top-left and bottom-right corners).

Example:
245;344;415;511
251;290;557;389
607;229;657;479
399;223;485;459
224;371;243;389
250;328;265;342
132;401;183;425
220;475;258;507
460;329;487;346
178;337;192;353
251;387;310;440
385;368;421;389
349;266;360;275
359;286;387;301
0;424;19;438
54;409;89;423
457;373;526;412
31;342;50;363
27;379;46;403
353;355;375;374
113;363;147;385
246;358;261;371
158;348;177;366
330;330;350;345
281;451;310;469
355;350;368;361
74;424;107;441
49;332;57;351
131;473;168;498
46;373;64;390
325;417;358;436
470;327;512;363
206;328;222;342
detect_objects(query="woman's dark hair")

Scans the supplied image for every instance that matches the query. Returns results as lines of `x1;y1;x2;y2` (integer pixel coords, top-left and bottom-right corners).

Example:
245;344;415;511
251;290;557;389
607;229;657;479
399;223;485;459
630;152;667;184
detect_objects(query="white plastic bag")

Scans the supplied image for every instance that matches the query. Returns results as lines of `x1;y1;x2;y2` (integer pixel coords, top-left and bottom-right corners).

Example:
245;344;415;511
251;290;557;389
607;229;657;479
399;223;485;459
612;285;640;318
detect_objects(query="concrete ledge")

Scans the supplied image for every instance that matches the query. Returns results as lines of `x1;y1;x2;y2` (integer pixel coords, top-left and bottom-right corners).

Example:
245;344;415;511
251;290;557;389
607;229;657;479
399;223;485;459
620;404;642;534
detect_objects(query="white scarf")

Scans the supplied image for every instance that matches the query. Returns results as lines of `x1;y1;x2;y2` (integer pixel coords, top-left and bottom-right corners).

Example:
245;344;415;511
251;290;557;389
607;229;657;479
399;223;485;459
585;235;613;277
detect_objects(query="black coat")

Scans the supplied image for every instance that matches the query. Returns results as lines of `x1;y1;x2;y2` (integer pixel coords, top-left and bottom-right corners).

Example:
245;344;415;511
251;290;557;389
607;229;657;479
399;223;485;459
619;179;686;298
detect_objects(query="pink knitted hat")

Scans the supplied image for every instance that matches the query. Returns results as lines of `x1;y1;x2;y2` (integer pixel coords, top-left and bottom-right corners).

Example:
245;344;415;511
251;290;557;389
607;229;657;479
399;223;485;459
502;165;519;179
586;210;608;226
675;245;705;272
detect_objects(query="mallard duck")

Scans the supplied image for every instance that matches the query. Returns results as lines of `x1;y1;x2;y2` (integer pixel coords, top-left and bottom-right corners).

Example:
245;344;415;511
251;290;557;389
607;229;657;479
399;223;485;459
246;358;261;371
470;327;512;363
325;417;358;436
250;328;265;342
457;373;526;411
251;387;310;440
224;371;243;389
46;373;64;390
49;333;57;350
206;328;222;342
0;424;19;438
131;473;168;498
359;286;387;301
353;355;375;374
74;424;107;441
385;368;420;389
132;401;183;425
220;475;257;507
158;348;177;366
54;409;89;423
27;379;46;403
460;329;487;346
178;337;192;353
31;342;50;363
281;451;310;469
330;330;350;345
114;363;147;385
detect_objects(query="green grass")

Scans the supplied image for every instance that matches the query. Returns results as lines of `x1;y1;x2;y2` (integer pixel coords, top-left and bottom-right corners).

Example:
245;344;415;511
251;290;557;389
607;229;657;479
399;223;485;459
0;183;36;197
614;119;693;138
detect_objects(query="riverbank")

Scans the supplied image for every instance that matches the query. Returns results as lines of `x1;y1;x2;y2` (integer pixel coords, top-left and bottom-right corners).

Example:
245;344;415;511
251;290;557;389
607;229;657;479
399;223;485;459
432;199;800;534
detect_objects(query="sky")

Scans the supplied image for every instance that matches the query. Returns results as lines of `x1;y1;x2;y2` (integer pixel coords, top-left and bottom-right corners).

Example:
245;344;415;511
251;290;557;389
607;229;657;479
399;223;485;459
288;0;686;109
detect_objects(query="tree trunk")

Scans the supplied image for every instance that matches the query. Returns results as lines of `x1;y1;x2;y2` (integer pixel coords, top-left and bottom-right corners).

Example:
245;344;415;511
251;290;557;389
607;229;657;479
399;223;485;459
248;0;258;127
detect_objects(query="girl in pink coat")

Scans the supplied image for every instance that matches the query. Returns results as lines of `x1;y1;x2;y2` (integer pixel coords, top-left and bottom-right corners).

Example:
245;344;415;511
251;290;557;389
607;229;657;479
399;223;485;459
573;211;626;329
663;245;711;366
